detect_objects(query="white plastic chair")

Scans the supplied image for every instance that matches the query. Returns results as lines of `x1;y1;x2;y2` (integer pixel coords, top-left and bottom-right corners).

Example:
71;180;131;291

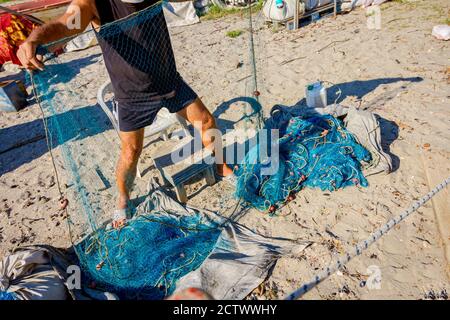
97;80;191;177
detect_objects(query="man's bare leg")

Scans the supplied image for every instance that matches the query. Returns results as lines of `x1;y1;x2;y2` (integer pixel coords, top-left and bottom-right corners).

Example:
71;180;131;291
112;99;230;228
177;97;233;177
113;128;144;228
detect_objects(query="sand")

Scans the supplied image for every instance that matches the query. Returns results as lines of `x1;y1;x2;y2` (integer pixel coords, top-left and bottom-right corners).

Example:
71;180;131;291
0;0;449;299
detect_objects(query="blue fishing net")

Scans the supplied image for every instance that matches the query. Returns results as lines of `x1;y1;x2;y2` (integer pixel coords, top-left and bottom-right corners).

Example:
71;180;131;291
234;108;372;212
27;2;227;299
0;291;16;300
77;211;221;299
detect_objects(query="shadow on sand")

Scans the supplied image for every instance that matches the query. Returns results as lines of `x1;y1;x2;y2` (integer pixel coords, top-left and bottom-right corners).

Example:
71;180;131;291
1;76;418;176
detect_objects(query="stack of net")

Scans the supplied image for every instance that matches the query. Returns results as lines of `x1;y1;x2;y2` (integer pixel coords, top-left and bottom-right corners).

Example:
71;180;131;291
76;209;222;299
234;109;372;212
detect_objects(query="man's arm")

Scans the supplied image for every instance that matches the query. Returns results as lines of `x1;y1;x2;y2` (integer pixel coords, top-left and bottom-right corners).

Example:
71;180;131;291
17;0;97;70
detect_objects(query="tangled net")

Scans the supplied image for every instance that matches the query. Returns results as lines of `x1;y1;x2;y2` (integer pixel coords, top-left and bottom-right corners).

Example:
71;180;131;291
234;107;372;212
77;208;222;299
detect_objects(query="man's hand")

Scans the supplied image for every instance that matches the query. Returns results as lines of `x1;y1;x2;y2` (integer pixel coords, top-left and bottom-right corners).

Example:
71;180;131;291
17;40;44;71
16;0;97;71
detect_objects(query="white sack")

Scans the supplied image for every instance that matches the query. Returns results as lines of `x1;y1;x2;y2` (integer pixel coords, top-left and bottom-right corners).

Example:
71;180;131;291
432;25;450;41
163;1;200;28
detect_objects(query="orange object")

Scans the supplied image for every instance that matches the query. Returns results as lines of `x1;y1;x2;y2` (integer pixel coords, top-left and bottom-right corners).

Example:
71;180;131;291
0;13;37;66
59;198;69;210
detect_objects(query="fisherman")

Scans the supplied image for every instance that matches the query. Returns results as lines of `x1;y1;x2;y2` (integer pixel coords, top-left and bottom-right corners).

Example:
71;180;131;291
17;0;233;228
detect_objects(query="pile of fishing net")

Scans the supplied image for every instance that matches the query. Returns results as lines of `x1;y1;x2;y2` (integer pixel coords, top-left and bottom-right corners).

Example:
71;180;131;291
234;106;372;212
74;180;306;300
77;200;222;300
0;180;306;300
22;0;292;300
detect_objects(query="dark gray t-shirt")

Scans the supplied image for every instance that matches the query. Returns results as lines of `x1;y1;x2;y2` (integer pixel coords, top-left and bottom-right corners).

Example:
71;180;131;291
95;0;179;107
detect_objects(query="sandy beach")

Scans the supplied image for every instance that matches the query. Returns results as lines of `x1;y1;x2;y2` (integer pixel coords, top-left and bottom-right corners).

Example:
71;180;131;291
0;0;449;299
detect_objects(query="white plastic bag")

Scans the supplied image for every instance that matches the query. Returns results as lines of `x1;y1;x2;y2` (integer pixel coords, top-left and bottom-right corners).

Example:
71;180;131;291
432;25;450;41
163;1;200;27
65;27;98;53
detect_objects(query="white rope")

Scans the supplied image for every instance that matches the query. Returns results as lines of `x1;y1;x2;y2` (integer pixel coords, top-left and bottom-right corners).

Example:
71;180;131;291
285;176;450;300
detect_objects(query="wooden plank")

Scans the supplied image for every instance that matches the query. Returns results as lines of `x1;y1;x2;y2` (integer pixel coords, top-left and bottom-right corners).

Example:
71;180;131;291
286;2;340;30
293;0;300;30
334;0;337;19
5;0;71;13
301;3;336;19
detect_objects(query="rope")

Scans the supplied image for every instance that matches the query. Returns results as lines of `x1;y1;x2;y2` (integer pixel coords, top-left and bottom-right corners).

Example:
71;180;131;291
247;1;264;129
29;71;68;212
285;176;450;300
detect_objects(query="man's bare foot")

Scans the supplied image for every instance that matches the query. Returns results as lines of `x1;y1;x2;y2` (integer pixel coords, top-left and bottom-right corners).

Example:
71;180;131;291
216;164;233;177
112;195;129;229
112;216;126;229
112;208;127;229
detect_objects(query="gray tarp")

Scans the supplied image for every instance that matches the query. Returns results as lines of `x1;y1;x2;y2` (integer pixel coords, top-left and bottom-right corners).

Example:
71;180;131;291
0;245;118;300
142;179;311;300
0;247;68;300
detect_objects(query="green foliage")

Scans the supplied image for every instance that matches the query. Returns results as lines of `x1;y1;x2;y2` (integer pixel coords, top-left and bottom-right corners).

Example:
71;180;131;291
201;0;265;21
226;29;243;38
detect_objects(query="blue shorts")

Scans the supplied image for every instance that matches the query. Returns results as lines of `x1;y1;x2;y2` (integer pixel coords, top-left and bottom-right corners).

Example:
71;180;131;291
116;77;198;132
